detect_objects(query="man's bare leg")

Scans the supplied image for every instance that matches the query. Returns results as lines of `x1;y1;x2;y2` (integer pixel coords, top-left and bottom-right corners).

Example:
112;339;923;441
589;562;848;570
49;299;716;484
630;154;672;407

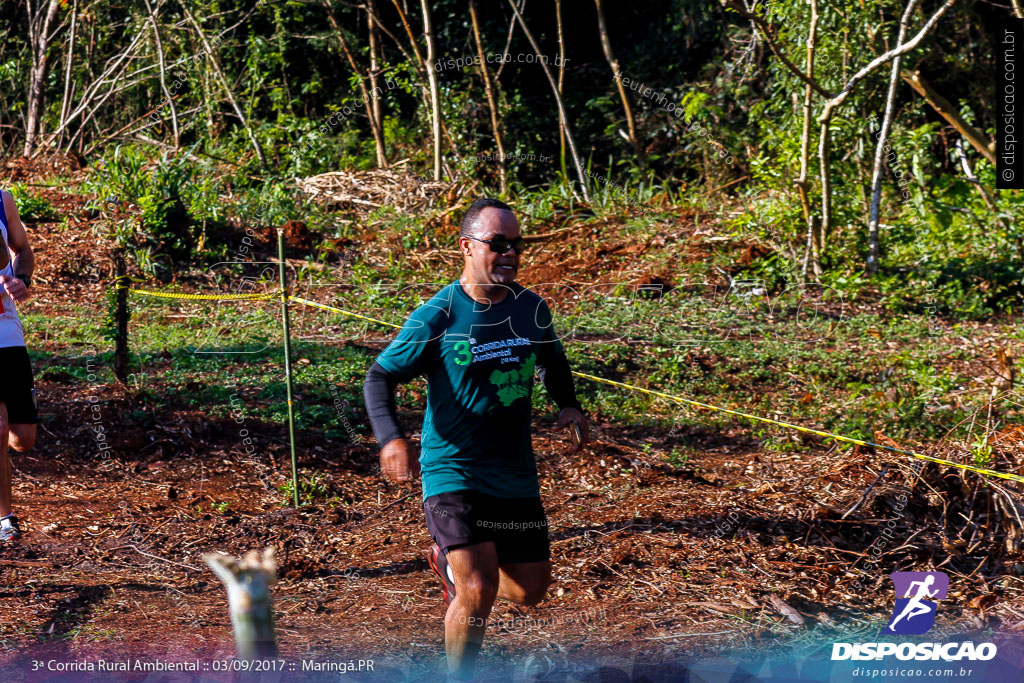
444;545;553;680
445;542;499;680
8;423;36;454
497;560;552;606
0;403;11;518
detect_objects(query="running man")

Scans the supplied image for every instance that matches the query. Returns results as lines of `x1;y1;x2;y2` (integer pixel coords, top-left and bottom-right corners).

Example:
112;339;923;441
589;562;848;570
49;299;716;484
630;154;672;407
0;189;39;543
888;574;939;630
363;198;588;681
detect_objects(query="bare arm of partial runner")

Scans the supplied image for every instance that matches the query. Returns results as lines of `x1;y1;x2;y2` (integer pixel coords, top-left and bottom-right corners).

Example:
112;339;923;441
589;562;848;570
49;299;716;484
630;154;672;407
363;361;420;482
0;190;34;303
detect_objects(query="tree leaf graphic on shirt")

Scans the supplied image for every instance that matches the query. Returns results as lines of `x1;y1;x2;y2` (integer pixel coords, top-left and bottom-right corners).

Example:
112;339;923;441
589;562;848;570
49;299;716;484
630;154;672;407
489;353;536;406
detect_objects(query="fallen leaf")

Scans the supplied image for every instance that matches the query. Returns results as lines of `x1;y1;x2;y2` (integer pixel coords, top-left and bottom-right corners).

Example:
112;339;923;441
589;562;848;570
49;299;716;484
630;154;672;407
968;594;997;611
768;594;805;626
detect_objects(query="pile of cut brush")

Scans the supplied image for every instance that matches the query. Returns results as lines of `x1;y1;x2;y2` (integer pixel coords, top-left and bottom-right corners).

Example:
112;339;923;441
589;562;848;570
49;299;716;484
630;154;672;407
296;161;467;216
804;426;1024;623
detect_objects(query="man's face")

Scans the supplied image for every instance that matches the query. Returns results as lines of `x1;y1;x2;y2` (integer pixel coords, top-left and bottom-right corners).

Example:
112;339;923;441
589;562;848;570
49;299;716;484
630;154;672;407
459;207;522;286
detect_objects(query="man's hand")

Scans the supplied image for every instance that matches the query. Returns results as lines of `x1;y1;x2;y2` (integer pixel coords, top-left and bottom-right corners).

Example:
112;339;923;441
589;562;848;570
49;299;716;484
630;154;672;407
0;275;29;303
556;407;589;452
379;438;420;482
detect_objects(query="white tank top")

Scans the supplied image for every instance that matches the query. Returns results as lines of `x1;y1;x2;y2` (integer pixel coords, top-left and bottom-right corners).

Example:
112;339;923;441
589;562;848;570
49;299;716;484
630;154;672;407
0;193;27;348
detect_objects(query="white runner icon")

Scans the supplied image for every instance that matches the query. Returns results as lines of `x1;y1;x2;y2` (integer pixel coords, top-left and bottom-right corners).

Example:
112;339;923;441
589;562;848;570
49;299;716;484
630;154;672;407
888;575;939;630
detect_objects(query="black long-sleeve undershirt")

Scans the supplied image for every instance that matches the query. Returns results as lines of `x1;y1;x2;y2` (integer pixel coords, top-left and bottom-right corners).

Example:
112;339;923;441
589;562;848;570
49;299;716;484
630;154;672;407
363;361;405;448
363;354;582;448
537;351;582;414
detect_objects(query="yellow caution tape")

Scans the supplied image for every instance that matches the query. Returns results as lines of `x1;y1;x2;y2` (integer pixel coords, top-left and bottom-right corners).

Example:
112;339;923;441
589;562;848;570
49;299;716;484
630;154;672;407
122;288;1024;485
130;288;279;302
288;296;403;328
113;275;147;285
291;297;1023;485
571;371;1024;484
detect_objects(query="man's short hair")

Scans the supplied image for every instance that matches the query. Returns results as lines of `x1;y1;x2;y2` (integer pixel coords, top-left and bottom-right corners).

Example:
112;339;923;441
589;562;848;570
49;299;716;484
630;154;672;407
460;198;513;237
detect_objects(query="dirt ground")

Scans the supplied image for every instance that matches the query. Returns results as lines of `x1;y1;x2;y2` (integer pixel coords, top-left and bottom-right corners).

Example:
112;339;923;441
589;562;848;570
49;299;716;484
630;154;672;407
2;391;1022;678
2;158;1023;680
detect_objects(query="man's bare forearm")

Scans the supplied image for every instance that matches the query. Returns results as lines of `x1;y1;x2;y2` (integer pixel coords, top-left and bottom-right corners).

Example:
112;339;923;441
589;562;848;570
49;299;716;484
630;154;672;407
11;247;33;278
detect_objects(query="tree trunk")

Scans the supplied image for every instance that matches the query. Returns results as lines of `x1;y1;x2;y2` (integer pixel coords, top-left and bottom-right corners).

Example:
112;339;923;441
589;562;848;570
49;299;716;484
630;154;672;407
816;0;956;258
797;0;820;280
594;0;642;165
816;114;832;269
144;0;180;148
469;0;507;194
867;0;920;275
556;0;567;176
183;8;267;167
507;0;591;202
420;0;443;181
901;69;995;164
367;0;389;168
321;0;388;168
56;0;77;151
205;549;278;659
391;0;428;71
388;0;459;163
722;0;830;98
23;0;62;157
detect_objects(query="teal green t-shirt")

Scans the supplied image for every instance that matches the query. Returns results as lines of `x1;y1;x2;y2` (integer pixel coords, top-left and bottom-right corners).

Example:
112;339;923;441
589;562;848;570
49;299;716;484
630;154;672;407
374;280;566;500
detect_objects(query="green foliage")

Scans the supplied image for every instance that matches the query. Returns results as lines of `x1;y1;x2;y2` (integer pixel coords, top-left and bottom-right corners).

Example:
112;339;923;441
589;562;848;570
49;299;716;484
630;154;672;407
102;281;122;344
664;447;691;467
0;0;1014;317
84;146;228;274
8;185;58;222
278;472;334;507
971;435;993;469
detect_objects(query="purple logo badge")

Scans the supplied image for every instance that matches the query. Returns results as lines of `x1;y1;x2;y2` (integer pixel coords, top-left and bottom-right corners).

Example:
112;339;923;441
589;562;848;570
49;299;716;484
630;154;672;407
884;571;949;635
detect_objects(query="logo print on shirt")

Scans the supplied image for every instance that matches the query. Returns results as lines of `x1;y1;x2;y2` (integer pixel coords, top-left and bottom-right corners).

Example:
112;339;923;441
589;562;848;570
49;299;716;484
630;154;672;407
453;340;472;365
489;353;536;406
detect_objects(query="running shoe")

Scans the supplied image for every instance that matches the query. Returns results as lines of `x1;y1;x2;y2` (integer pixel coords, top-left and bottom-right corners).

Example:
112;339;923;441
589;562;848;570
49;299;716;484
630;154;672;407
428;544;457;605
0;516;22;543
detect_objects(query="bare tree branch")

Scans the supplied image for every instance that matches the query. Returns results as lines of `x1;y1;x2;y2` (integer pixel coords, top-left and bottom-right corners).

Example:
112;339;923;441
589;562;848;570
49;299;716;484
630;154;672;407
507;0;590;202
144;0;180;148
420;0;443;180
817;0;957;243
321;0;389;169
183;6;267;167
470;0;507;194
24;0;64;156
595;0;642;165
721;0;831;99
867;0;921;275
902;69;995;165
819;0;957;118
798;0;821;279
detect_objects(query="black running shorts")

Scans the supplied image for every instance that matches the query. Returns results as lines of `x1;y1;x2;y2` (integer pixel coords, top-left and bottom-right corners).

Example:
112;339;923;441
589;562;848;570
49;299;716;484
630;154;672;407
0;346;38;424
423;489;550;564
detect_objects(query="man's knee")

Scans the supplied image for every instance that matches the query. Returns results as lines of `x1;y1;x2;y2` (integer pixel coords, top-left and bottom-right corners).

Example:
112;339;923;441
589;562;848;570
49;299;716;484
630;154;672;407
9;424;36;452
459;572;498;607
519;574;552;607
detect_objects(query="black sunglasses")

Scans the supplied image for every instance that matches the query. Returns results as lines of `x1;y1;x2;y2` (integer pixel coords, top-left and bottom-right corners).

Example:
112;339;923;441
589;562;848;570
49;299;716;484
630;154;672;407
464;234;527;254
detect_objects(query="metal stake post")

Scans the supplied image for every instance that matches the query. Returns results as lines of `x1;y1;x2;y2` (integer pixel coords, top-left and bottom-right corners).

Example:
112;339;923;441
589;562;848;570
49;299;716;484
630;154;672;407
277;230;300;507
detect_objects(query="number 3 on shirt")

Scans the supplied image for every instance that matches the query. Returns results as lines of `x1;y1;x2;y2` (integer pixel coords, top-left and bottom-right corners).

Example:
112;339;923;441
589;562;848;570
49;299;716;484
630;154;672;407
454;340;472;366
